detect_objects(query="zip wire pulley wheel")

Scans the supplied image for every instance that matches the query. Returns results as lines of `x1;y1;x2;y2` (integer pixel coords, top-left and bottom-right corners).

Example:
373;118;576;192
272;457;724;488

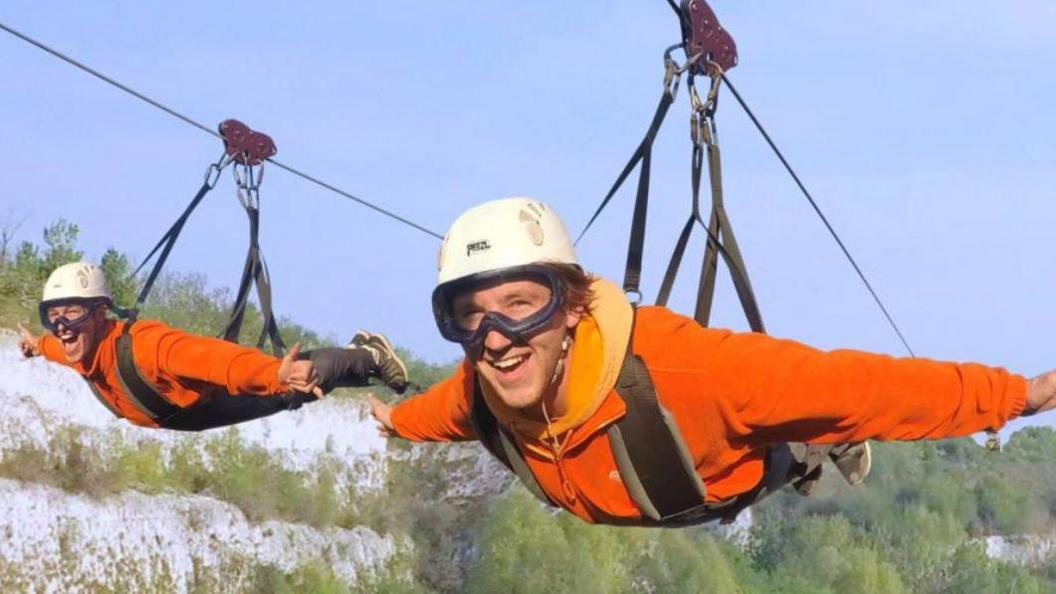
219;119;277;166
680;0;737;75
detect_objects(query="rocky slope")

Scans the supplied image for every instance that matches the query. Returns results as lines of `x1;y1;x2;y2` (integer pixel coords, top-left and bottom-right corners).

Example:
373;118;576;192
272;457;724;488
0;330;402;591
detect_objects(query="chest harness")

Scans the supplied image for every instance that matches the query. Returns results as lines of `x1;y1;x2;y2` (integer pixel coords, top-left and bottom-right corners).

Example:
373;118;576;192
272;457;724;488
470;1;804;524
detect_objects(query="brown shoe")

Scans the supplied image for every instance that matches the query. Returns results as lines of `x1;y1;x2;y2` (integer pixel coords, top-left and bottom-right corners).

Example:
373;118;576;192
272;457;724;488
792;465;823;496
348;331;409;394
830;442;871;486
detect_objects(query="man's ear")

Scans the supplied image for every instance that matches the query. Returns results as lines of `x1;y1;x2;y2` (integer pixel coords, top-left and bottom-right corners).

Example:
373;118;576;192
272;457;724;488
95;304;110;320
564;305;584;330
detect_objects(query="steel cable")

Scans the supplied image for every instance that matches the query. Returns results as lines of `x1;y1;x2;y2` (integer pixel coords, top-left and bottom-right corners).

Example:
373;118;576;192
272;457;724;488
0;20;443;240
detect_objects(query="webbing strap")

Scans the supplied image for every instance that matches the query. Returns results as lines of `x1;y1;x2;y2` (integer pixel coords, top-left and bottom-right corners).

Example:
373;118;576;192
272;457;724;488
130;180;215;313
466;313;710;523
655;92;764;332
108;321;299;429
696;121;764;331
159;388;298;432
468;382;556;506
114;321;182;422
609;352;706;519
85;382;122;419
222;205;285;356
576;90;676;297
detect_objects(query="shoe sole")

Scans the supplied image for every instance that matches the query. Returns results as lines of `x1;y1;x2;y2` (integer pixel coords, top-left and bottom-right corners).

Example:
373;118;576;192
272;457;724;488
842;442;871;486
366;332;409;387
348;330;370;349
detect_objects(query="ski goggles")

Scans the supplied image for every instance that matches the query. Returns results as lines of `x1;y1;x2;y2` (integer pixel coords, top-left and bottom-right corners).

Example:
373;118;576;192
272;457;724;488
432;265;565;348
38;300;98;334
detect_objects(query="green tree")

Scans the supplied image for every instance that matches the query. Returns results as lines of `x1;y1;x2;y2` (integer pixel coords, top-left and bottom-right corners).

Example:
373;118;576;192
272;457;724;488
40;219;82;272
100;247;137;308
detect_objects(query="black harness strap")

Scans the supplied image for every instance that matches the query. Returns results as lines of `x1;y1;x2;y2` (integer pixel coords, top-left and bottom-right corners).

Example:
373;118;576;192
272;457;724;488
159;389;303;432
655;75;765;332
85;382;123;419
130;160;224;315
608;351;705;519
576;87;677;298
468;311;713;525
103;320;299;430
696;111;764;330
127;121;287;355
114;321;182;422
466;335;810;526
222;201;285;355
468;382;556;506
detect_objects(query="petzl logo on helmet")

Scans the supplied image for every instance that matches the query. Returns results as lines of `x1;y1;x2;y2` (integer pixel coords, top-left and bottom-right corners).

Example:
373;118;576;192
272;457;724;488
466;240;492;257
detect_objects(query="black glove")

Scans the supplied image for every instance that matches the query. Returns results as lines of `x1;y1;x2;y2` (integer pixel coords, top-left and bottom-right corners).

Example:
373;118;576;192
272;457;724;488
299;347;375;393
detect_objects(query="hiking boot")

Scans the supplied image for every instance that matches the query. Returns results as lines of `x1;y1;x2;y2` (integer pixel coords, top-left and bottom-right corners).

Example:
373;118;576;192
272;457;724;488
349;330;370;348
787;443;827;496
791;464;822;496
348;331;409;394
829;442;871;486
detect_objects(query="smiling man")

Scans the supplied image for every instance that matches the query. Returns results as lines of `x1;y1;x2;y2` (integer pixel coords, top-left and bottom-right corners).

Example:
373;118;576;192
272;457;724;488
370;197;1047;526
19;262;409;431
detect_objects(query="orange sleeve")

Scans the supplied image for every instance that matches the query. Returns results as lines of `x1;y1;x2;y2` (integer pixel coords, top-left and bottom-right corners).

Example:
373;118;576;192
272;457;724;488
38;335;68;365
637;307;1027;447
390;360;477;442
134;322;285;396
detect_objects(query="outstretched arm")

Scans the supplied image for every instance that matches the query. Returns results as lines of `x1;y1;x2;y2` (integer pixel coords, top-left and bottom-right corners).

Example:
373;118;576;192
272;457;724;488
638;307;1027;448
142;321;314;397
371;360;476;442
712;334;1024;446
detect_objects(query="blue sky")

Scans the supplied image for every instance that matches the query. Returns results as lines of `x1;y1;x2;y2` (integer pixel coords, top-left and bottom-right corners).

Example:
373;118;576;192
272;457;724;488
2;2;1054;436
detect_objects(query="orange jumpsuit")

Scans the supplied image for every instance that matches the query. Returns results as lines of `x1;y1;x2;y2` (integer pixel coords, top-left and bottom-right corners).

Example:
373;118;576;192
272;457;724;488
390;279;1026;524
38;319;286;428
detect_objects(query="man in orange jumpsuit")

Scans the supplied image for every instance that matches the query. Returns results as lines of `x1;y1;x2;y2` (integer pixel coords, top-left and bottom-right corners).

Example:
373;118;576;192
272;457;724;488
19;262;408;431
369;198;1044;526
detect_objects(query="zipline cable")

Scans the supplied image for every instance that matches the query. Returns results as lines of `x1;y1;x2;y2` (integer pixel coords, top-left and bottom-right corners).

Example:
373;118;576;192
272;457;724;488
721;74;915;357
0;20;443;241
2;18;915;354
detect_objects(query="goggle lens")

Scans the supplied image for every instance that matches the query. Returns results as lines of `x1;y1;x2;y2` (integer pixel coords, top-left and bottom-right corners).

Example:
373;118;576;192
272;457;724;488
433;266;564;348
453;287;553;333
41;304;95;333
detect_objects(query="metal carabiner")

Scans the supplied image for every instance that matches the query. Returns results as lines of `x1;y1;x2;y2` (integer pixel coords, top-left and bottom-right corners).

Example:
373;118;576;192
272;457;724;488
233;162;260;209
254;160;266;188
663;55;681;98
202;152;233;189
688;78;708;147
663;44;705;99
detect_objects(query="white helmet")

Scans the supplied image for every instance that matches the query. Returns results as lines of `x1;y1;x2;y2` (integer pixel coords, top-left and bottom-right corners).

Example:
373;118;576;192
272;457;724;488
436;197;578;286
40;262;112;305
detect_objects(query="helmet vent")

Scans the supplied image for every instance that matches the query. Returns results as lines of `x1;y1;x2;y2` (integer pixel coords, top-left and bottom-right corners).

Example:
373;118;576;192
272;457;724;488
519;208;545;246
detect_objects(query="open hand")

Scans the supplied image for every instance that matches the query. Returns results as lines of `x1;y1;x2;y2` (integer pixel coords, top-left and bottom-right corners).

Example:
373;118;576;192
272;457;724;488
16;323;40;358
277;343;324;398
367;393;395;437
1023;371;1056;416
